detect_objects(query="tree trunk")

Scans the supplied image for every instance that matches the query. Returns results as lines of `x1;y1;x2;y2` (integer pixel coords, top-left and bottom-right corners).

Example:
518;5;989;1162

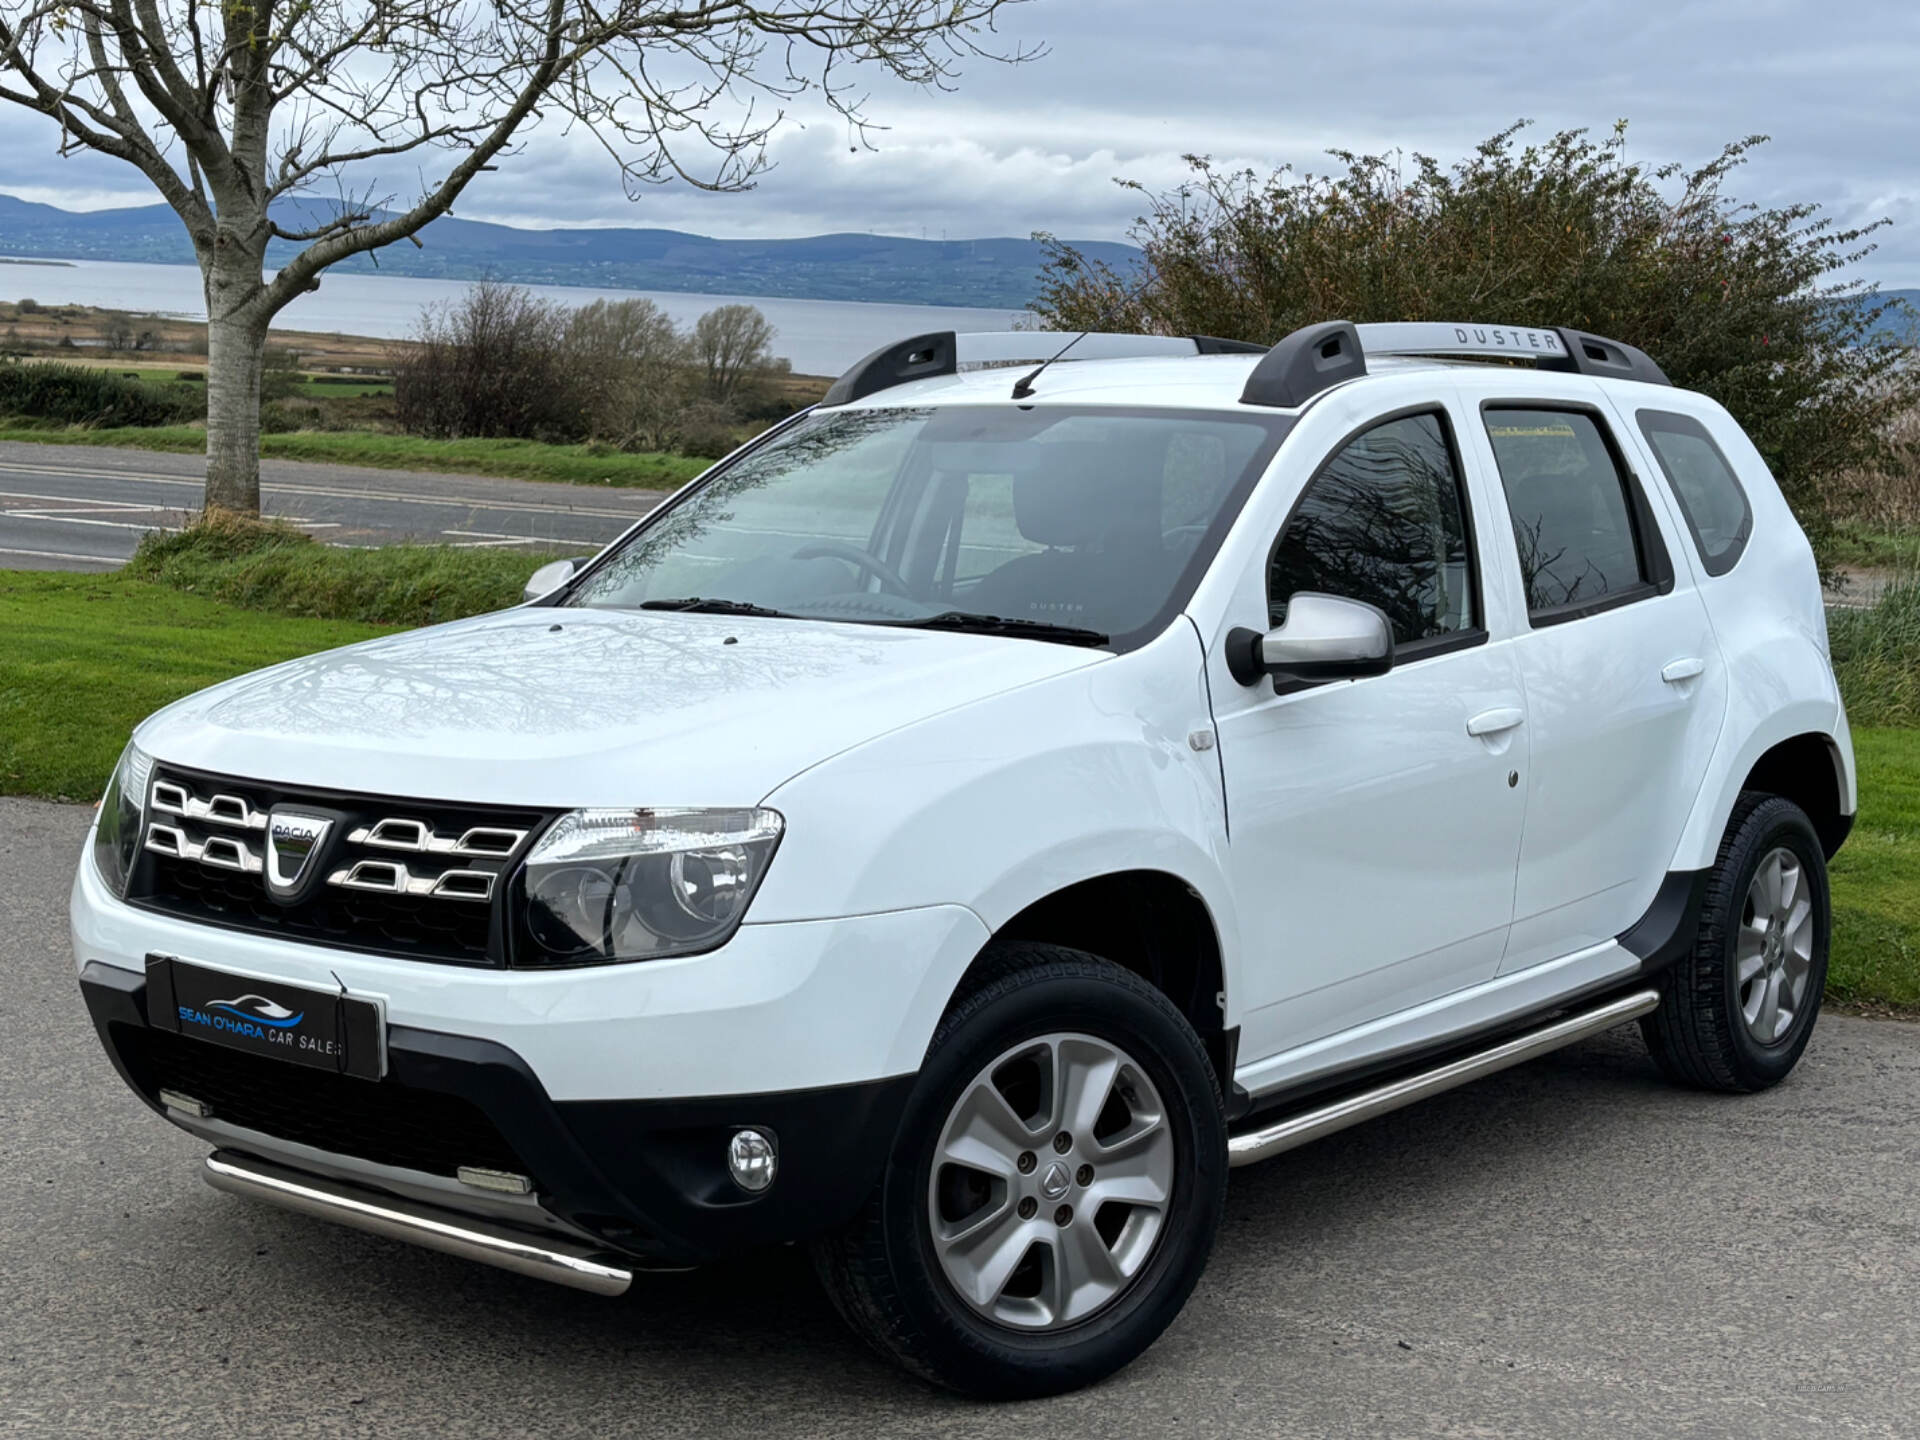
202;253;270;516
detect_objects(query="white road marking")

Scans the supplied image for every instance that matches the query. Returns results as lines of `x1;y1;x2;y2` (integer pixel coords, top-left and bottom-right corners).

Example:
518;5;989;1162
443;532;543;548
5;512;183;534
0;545;123;565
0;460;663;520
0;487;189;509
0;502;173;516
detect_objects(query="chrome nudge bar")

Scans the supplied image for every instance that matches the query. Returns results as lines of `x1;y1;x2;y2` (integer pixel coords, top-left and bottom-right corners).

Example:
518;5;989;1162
202;1151;634;1296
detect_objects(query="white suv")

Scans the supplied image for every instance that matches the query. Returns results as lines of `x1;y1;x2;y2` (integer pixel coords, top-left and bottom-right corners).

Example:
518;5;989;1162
73;321;1855;1397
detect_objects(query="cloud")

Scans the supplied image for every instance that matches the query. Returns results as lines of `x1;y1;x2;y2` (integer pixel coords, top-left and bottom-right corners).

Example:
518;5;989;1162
2;0;1917;284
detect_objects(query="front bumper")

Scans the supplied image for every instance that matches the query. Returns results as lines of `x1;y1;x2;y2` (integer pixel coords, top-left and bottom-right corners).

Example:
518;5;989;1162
80;961;915;1265
73;839;988;1266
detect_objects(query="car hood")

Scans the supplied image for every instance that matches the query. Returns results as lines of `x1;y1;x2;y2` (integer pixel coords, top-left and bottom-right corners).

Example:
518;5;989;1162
137;606;1107;807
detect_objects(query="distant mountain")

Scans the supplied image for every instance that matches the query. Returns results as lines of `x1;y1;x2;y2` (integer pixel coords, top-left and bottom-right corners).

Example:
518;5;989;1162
1871;290;1920;340
0;193;1142;310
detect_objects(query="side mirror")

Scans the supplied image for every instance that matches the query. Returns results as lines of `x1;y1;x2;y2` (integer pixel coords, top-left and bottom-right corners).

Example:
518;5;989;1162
522;557;580;603
1225;592;1395;687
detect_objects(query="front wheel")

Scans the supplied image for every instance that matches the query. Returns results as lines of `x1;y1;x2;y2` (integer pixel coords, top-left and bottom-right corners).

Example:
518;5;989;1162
812;944;1227;1398
1643;793;1832;1093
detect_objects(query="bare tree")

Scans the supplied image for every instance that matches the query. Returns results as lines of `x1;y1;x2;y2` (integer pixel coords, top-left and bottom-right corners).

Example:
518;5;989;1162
564;296;690;443
0;1;1033;513
692;302;777;405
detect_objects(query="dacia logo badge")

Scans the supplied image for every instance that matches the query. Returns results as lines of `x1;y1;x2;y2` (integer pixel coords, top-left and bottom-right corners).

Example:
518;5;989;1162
264;809;334;902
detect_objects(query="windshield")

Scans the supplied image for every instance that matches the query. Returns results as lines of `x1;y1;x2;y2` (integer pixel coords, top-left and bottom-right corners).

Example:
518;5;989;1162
562;405;1290;647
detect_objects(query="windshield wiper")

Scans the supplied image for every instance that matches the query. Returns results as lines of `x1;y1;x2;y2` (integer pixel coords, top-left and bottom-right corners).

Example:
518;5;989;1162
638;597;794;618
897;611;1110;646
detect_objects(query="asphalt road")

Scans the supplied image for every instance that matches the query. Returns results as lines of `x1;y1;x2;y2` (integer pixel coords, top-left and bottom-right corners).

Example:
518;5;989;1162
0;440;665;570
6;797;1919;1438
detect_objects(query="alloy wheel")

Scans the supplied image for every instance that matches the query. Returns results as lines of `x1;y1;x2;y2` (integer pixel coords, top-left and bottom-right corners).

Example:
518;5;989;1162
1736;846;1816;1046
926;1032;1176;1331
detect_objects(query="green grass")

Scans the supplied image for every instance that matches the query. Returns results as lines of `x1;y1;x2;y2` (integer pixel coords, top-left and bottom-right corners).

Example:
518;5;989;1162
126;513;559;627
0;571;390;800
120;370;393;398
1829;728;1920;1011
1830;524;1920;573
293;377;393;398
1830;578;1920;729
0;422;703;489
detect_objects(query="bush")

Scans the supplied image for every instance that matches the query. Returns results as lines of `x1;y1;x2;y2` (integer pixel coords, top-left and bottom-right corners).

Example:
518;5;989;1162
563;298;692;446
127;511;565;628
391;281;585;442
260;397;331;433
1035;123;1920;565
0;358;202;427
1831;580;1920;729
1830;406;1920;537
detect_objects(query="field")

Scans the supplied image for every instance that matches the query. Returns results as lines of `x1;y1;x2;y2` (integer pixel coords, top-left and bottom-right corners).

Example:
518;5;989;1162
1830;727;1920;1010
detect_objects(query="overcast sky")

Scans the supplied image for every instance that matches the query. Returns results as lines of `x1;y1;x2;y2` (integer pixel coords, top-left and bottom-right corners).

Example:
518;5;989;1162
3;0;1917;286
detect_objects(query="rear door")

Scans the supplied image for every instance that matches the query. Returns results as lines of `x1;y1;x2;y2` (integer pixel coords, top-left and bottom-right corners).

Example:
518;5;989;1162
1465;398;1728;973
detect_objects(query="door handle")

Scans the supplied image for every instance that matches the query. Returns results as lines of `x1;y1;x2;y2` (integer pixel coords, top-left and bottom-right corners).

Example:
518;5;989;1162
1466;707;1526;738
1662;657;1707;684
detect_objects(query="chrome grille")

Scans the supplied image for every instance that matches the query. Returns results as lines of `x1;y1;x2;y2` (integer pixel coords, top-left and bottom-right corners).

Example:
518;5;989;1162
129;766;552;966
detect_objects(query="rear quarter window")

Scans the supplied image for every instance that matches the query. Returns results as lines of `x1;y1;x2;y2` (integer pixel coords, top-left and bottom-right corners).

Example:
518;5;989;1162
1635;409;1753;576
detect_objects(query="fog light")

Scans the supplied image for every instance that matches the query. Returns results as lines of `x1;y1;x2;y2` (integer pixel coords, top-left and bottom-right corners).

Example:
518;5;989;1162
726;1128;777;1193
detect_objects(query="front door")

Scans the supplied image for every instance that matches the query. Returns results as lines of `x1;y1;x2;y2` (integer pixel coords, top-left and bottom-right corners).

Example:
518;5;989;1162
1209;401;1530;1070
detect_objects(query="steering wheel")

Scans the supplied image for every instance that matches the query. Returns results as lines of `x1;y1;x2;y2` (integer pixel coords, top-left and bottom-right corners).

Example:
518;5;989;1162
791;540;912;596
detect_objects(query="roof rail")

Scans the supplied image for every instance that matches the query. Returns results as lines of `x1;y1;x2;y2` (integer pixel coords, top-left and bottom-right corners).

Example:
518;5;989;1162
820;330;1268;406
1238;321;1366;408
1238;319;1670;409
1355;322;1670;386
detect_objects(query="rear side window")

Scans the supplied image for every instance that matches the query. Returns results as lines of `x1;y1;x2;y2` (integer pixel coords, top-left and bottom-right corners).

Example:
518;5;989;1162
1637;409;1751;575
1483;407;1657;620
1268;411;1478;648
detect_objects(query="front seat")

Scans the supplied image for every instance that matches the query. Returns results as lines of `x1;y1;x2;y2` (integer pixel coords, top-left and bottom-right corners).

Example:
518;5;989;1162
967;445;1167;631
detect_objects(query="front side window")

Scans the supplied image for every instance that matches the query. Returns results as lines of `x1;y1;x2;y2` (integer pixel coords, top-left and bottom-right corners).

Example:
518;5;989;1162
1484;408;1650;617
1267;411;1478;647
564;405;1288;647
1637;409;1752;575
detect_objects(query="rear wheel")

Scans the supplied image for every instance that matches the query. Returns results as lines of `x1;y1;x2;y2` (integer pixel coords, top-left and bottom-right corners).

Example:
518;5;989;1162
812;943;1226;1397
1643;793;1831;1093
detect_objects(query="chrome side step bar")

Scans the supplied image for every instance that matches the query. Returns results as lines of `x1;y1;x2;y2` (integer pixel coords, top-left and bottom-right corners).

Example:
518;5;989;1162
1227;989;1661;1169
203;1151;634;1296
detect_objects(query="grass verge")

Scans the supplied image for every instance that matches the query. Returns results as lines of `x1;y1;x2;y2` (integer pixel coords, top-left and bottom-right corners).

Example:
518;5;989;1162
0;570;389;800
1829;727;1920;1012
1829;578;1920;728
0;422;704;489
126;513;559;627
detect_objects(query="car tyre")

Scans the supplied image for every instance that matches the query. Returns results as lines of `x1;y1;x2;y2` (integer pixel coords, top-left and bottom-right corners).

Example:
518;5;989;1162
811;941;1227;1398
1642;792;1831;1093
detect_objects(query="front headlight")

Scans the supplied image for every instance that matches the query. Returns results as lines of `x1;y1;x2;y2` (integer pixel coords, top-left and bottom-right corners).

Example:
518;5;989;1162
93;742;151;898
517;807;783;965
